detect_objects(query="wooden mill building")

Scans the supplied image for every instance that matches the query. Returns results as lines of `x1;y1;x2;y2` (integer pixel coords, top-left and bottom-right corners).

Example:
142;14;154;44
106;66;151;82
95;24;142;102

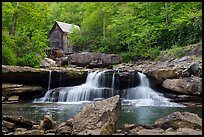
49;21;80;54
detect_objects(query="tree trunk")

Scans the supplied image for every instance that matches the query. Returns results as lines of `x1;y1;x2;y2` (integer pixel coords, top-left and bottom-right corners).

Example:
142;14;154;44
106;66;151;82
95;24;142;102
165;2;169;26
9;2;19;36
103;12;106;39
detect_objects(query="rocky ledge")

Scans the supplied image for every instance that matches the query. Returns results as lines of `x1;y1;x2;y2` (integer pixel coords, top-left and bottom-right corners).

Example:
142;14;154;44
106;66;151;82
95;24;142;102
2;65;89;101
114;55;202;96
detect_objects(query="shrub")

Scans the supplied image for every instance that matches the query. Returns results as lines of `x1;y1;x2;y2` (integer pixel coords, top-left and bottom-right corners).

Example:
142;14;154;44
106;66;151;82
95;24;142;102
166;45;185;58
150;47;161;59
17;53;40;67
119;52;138;63
2;46;17;65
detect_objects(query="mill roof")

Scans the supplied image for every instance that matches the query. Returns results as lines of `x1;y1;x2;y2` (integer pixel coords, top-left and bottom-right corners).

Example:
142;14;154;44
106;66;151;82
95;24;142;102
55;21;80;33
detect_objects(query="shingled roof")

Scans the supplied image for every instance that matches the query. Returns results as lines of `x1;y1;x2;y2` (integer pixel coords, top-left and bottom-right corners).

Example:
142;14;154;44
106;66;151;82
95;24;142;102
55;21;80;33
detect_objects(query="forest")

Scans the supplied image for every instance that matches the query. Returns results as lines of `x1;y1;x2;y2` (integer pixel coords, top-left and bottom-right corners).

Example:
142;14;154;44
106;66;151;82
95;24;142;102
2;2;202;67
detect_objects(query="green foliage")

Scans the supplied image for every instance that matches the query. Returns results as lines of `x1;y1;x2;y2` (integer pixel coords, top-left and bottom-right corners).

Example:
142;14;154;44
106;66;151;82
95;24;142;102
2;2;49;67
149;47;161;60
2;2;202;65
165;45;185;58
17;53;40;67
119;52;138;63
2;31;17;65
2;46;17;65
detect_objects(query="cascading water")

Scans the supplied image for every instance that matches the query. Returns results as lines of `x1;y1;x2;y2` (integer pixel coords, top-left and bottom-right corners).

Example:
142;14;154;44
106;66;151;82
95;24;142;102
123;72;184;107
111;73;116;96
35;70;113;103
48;70;52;91
34;70;184;107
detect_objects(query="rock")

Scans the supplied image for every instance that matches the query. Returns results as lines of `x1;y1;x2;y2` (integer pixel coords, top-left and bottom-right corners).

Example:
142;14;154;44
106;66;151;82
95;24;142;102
188;62;202;77
2;126;10;135
15;130;45;135
3;84;44;95
145;68;178;84
2;115;37;129
172;128;202;135
56;52;122;68
38;115;56;130
2;120;15;130
2;96;6;101
131;127;202;135
40;58;57;68
56;95;121;135
154;111;202;130
55;122;73;135
162;77;202;95
15;128;27;132
136;128;164;135
2;65;88;97
32;125;40;130
7;96;19;101
44;133;56;135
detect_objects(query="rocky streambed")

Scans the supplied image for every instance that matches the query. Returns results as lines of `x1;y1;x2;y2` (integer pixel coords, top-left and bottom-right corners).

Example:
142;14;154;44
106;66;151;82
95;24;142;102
2;96;202;135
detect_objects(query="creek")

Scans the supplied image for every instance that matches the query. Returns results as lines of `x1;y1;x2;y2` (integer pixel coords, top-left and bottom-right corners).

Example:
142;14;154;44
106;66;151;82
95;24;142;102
2;70;202;128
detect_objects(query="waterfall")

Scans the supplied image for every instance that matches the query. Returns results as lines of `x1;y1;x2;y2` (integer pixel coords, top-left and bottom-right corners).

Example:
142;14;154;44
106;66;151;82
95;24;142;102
124;72;184;107
111;73;115;96
48;70;52;91
138;72;149;87
124;72;167;100
34;70;184;107
35;70;112;103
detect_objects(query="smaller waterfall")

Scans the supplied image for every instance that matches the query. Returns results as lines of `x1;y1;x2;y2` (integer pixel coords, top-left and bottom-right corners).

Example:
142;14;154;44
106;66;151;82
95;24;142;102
48;70;52;91
124;72;184;107
111;73;116;96
138;72;149;87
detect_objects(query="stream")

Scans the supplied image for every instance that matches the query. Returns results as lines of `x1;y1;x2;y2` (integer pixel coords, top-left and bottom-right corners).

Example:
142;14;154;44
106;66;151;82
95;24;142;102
2;70;202;129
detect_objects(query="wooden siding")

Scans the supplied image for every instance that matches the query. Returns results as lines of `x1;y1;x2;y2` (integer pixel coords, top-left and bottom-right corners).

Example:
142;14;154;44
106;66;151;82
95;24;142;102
49;22;75;54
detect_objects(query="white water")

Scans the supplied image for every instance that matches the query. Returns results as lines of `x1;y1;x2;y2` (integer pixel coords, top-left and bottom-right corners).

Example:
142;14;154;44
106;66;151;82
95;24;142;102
48;70;52;91
34;70;185;107
111;73;116;96
35;70;111;103
123;72;184;107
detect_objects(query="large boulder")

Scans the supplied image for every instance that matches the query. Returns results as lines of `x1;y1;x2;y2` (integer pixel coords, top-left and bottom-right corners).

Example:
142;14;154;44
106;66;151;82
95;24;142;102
162;76;202;95
56;52;122;68
56;95;121;135
154;111;202;130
